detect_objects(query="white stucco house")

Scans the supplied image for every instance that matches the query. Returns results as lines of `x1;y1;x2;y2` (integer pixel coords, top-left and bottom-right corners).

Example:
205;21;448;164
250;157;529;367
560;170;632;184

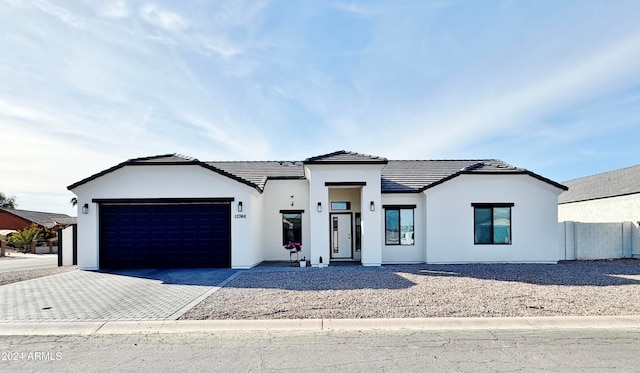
558;164;640;223
68;150;567;270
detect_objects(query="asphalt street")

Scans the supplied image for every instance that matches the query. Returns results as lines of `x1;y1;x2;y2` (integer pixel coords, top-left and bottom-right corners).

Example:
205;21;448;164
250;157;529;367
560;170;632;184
0;255;57;273
2;328;640;372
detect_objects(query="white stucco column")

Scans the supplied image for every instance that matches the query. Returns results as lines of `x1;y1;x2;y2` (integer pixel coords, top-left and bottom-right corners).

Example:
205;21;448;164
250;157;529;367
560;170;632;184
309;183;329;267
360;186;382;266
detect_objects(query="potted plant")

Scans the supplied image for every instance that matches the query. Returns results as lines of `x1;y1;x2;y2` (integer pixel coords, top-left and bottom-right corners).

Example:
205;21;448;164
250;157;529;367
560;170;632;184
284;242;302;266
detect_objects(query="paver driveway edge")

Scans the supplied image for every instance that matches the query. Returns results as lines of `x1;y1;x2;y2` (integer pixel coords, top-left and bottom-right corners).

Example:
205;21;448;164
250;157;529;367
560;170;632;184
168;271;242;320
1;316;640;336
0;269;239;322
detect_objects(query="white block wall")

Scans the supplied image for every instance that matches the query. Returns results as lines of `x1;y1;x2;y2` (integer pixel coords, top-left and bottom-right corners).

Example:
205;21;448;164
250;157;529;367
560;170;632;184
559;221;637;260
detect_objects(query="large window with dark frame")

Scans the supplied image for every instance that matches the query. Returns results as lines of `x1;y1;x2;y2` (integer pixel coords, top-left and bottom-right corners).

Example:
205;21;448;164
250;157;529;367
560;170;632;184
282;211;302;245
384;205;415;246
473;203;513;245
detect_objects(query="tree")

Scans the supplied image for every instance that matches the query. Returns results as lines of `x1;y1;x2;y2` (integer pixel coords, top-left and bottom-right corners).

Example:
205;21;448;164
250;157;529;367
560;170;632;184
70;197;78;206
0;191;17;209
7;225;41;253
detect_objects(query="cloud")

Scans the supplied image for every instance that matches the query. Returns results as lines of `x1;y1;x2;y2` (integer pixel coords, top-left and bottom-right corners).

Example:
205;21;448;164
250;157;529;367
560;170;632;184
140;4;188;32
100;0;129;18
364;27;640;159
32;0;84;28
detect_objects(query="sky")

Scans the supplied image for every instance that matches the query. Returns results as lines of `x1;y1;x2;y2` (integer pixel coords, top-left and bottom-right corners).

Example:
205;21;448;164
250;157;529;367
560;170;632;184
1;0;640;216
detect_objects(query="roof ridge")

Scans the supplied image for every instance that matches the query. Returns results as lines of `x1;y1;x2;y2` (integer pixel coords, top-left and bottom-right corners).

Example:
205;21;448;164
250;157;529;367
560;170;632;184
207;160;300;163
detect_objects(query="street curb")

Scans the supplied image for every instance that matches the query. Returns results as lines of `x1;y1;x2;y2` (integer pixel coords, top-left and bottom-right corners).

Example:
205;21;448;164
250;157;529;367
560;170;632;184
1;316;640;335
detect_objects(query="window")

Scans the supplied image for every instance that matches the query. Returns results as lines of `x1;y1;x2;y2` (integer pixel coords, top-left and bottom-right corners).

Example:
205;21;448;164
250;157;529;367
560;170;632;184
473;203;513;244
282;212;302;245
331;201;351;210
384;205;415;245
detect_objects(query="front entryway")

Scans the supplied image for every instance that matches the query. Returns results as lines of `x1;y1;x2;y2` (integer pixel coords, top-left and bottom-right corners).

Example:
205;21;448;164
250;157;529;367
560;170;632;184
330;213;352;259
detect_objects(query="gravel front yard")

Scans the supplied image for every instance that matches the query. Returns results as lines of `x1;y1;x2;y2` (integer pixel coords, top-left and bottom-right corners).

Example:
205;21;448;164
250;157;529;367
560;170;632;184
181;260;640;320
0;266;76;286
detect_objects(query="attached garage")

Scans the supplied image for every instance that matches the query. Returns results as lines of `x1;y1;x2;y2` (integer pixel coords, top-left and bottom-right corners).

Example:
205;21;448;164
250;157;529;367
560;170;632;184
97;199;232;269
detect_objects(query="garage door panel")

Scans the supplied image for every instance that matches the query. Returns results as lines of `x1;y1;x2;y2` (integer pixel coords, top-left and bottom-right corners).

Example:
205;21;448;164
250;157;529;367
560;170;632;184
99;203;230;269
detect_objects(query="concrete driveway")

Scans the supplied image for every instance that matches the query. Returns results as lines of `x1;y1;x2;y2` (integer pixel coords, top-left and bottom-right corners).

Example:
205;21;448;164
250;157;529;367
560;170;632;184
0;268;236;322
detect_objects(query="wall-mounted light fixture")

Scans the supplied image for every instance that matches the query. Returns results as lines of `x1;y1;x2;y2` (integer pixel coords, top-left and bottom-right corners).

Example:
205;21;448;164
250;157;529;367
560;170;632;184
317;202;322;212
82;203;89;214
370;201;375;211
238;201;243;212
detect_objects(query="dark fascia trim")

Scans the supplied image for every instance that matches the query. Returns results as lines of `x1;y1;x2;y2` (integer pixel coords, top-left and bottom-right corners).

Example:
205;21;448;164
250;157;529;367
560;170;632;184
197;162;263;193
471;203;515;208
68;155;264;193
279;209;305;214
419;170;568;192
92;198;234;204
381;189;421;194
481;170;568;191
304;160;388;165
67;154;190;190
268;176;306;180
558;191;640;205
382;204;417;209
325;181;367;186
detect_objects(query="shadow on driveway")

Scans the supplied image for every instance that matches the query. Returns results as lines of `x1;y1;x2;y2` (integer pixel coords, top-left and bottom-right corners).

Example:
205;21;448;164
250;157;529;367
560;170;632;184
101;268;237;286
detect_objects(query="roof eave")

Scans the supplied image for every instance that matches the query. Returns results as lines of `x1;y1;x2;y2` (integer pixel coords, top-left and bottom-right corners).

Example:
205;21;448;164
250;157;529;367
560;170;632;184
68;156;265;193
559;191;640;205
303;160;389;165
419;170;569;192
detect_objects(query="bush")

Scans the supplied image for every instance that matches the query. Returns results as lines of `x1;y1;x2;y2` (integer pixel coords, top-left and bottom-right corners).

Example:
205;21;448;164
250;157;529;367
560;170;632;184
7;225;42;253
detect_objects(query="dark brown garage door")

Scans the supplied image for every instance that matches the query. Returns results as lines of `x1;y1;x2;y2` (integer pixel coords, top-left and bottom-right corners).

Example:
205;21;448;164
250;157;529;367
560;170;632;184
99;202;231;269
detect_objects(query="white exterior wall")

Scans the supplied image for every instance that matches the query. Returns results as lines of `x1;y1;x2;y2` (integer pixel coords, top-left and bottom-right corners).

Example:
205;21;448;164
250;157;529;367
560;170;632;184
558;193;640;223
61;225;75;266
381;193;425;263
71;165;260;270
424;174;562;263
306;164;383;266
261;179;311;261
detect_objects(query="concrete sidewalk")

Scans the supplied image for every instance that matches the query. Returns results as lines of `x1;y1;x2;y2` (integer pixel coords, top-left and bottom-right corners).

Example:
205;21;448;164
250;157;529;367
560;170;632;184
1;315;640;336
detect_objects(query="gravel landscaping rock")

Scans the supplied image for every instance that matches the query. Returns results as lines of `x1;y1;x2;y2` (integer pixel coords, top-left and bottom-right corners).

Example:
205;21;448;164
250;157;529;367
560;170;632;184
0;266;76;287
180;260;640;320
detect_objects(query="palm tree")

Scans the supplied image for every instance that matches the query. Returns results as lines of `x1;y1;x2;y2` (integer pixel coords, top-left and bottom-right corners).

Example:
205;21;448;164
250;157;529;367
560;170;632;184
8;226;41;253
70;197;78;207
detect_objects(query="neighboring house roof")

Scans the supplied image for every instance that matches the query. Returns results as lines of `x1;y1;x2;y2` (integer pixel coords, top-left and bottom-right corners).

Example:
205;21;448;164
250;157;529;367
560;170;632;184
68;151;567;193
0;208;77;228
558;164;640;204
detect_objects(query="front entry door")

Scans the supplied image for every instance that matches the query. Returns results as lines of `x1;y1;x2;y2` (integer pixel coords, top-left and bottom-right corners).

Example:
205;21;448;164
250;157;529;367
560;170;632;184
331;214;352;259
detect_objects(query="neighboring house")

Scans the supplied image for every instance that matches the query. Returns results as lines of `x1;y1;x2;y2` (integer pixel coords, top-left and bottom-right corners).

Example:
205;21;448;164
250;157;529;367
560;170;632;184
68;151;567;270
558;164;640;223
0;207;77;231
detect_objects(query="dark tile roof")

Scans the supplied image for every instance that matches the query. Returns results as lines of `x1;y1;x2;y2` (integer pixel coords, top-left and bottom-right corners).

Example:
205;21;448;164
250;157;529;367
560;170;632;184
0;208;76;228
304;150;388;164
69;152;566;193
558;164;640;204
134;154;197;163
206;161;305;190
381;160;491;192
